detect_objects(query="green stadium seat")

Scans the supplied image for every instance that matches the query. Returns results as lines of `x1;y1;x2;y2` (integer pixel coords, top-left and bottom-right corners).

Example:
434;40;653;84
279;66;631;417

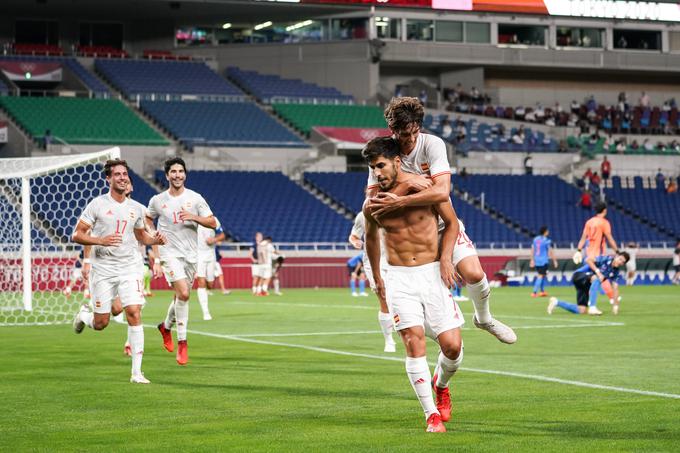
272;103;386;136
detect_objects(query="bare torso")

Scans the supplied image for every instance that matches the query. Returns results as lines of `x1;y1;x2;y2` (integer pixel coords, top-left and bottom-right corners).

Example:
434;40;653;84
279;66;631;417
370;175;439;266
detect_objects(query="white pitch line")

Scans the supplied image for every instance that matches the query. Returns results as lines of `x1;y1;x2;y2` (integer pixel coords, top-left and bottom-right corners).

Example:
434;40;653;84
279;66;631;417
180;327;680;400
231;322;624;337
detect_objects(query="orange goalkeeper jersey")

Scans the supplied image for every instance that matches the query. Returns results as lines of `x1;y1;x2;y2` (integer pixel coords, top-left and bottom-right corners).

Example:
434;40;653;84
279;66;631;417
584;216;612;258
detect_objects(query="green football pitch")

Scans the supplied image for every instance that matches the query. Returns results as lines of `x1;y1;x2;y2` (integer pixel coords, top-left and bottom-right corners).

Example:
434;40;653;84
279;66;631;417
2;286;679;452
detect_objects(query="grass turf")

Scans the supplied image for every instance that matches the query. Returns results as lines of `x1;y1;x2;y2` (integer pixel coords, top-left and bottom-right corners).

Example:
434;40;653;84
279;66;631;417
1;286;679;452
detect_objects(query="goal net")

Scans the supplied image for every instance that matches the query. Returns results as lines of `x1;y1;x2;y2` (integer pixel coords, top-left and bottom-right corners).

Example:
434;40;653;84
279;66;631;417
0;148;120;326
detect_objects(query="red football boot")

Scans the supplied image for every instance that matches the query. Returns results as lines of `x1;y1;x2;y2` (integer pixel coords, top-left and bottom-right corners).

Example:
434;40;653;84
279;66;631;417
176;340;188;365
157;323;174;352
426;413;446;433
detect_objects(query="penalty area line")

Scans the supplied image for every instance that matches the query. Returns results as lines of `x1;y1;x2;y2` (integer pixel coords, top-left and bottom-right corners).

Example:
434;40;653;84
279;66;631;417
181;327;680;400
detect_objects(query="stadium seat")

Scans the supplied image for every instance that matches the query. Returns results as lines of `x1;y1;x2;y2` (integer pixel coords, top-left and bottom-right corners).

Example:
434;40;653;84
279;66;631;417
273;104;386;136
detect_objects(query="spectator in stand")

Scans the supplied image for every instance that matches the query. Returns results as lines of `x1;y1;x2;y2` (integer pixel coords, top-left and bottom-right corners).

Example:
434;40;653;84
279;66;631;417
571;100;580;114
639;91;650;108
470;86;481;103
534;103;545;122
525;108;536;122
600;156;611;181
656;169;665;188
583;168;594;181
616;139;627;154
545;111;556;127
524;153;534;175
621;111;632;132
567;113;579;127
513;125;526;144
459;167;469;178
441;119;453;139
515;105;526;121
631;139;640;150
662;101;671;112
558;139;568;153
590;171;601;187
618;35;628;48
579;190;592;209
419;89;428;106
667;179;678;194
455;121;466;143
643;139;655;152
554;101;563;114
586;95;597;112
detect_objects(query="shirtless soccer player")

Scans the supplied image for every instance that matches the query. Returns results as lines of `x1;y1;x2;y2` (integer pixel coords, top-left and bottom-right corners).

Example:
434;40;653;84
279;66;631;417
148;157;216;365
366;97;516;344
363;137;464;433
72;159;166;384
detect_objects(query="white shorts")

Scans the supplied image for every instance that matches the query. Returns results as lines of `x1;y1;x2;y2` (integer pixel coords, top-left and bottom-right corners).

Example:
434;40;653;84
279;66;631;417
161;256;197;286
626;261;636;273
385;261;464;338
197;258;217;281
252;264;262;278
90;271;145;314
452;228;478;267
363;254;388;291
260;264;273;279
214;261;223;277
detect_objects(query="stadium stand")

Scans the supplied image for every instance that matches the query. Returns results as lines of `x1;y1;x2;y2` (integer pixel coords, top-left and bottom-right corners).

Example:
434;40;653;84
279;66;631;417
273;103;386;136
77;45;129;58
425;114;558;153
0;80;8;95
569;134;680;155
304;171;528;245
0;97;168;145
140;100;307;148
227;66;353;104
454;174;673;245
13;43;64;56
95;59;243;100
155;170;351;242
142;50;191;61
607;176;680;239
128;168;158;208
0;55;110;97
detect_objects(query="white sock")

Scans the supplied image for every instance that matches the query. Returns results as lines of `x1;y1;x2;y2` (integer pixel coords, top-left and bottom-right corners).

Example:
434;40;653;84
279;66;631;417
197;287;210;317
163;299;176;330
252;285;257;294
128;325;144;376
175;299;189;341
256;285;262;293
467;275;492;324
262;282;269;292
405;356;438;418
273;279;280;293
378;311;395;344
435;346;464;389
81;310;94;329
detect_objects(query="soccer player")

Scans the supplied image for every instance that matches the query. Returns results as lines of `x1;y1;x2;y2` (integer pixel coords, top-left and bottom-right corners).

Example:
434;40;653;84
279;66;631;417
271;253;285;296
363;137;464;433
257;236;276;296
349;211;396;353
196;219;226;320
347;253;368;297
62;249;90;300
574;202;619;312
624;242;639;286
249;232;263;295
673;240;680;285
548;252;629;316
366;97;516;344
72;159;166;384
530;226;558;297
147;157;216;365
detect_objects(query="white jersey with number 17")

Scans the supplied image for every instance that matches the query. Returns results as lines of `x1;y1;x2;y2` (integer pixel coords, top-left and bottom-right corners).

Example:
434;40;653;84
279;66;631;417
147;188;213;264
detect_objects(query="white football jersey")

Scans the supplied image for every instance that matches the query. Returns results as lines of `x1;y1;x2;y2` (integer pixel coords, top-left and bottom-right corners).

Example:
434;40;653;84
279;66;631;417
197;219;223;261
79;193;146;278
366;132;451;188
129;198;148;271
351;211;365;239
147;188;213;264
258;240;275;265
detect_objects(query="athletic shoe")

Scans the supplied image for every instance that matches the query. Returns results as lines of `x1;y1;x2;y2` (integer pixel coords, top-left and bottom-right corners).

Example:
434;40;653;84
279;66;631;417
124;343;132;357
530;293;538;298
587;306;603;316
453;295;469;302
260;291;269;296
547;297;558;315
426;413;446;433
612;305;619;315
157;323;174;352
203;313;212;321
538;291;549;297
431;370;452;422
176;340;188;365
383;341;396;353
72;310;85;334
130;373;150;384
359;292;369;297
274;291;283;296
351;292;358;297
473;316;517;344
207;291;214;296
222;290;232;295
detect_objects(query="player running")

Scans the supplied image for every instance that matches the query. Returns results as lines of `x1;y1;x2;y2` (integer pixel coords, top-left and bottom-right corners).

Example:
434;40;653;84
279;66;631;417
72;159;166;384
366;97;516;344
196;219;226;320
548;251;629;316
363;137;464;433
530;226;558;297
349;211;396;352
147;157;216;365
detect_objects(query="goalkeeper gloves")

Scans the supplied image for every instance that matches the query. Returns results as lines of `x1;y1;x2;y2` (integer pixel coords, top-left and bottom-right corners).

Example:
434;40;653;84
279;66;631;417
572;249;583;264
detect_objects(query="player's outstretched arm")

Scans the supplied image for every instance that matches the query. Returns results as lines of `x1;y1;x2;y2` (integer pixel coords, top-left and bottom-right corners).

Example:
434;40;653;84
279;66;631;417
367;174;450;217
72;220;121;247
585;256;604;281
363;205;385;303
434;198;460;288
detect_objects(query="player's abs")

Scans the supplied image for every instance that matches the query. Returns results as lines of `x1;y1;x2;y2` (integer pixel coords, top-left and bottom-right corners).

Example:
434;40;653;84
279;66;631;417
382;213;439;266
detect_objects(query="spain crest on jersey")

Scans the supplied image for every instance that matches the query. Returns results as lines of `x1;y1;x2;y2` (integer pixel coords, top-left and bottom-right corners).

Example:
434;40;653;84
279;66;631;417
420;162;430;174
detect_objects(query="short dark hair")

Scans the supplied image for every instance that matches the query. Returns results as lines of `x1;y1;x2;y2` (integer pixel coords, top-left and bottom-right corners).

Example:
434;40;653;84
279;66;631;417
361;136;400;163
618;251;630;264
164;157;187;174
539;225;548;235
595;202;607;214
103;159;129;177
384;97;424;131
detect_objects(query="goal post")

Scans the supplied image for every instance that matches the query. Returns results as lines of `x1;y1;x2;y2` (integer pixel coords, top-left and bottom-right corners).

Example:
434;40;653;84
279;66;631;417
0;147;120;326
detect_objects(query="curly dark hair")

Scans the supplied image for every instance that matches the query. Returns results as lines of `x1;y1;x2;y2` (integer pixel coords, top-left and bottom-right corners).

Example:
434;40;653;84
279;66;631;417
164;157;187;174
384;97;424;131
103;159;129;177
